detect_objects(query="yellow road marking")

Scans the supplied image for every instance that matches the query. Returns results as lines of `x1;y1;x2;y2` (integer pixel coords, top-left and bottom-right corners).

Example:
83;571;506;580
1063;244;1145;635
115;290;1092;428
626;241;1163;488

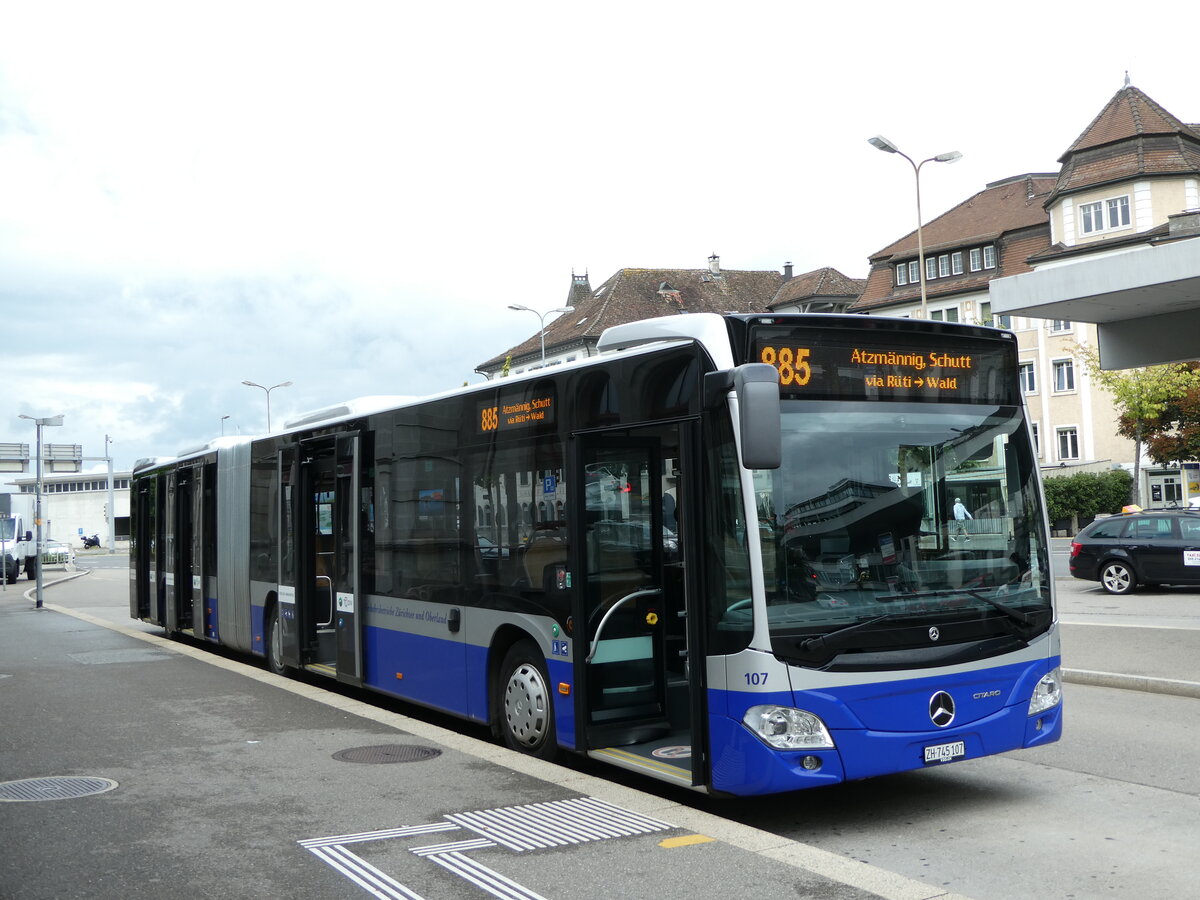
659;834;714;848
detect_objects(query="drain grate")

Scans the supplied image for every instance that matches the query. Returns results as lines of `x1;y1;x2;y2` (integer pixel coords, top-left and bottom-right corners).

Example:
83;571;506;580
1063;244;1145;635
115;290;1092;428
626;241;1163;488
0;776;119;803
332;744;442;764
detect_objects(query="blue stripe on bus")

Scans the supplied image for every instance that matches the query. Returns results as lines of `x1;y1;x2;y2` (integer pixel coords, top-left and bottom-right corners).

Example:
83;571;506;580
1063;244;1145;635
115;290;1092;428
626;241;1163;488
708;656;1062;796
361;626;576;749
250;603;265;658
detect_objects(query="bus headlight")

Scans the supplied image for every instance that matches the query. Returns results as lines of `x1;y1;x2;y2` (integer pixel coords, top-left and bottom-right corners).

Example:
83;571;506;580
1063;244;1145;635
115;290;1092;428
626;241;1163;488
743;705;835;750
1028;667;1062;715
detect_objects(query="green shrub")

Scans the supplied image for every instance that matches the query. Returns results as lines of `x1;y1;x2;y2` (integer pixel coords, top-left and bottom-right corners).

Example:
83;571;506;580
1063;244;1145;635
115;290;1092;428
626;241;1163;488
1042;469;1132;525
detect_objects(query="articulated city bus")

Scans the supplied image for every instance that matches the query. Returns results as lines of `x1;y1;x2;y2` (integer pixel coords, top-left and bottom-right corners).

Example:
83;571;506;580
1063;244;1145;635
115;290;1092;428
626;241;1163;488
130;313;1062;797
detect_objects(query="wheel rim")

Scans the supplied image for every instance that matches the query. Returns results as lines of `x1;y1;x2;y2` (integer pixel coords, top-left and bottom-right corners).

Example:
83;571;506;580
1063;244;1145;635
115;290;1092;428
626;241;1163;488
270;612;284;671
1103;565;1131;592
504;662;549;748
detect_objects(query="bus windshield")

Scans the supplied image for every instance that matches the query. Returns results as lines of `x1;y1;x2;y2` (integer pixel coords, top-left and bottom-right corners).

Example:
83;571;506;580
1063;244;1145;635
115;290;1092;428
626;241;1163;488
753;400;1051;668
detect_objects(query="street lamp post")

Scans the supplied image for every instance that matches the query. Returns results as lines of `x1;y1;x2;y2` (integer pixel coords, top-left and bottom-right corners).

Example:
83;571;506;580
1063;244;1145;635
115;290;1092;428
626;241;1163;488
104;433;115;554
220;415;230;435
18;413;64;609
868;135;962;319
241;380;292;432
507;305;575;364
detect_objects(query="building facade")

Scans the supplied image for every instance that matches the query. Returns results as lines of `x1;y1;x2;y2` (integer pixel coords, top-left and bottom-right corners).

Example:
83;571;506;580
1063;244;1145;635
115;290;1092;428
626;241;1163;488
989;83;1200;505
4;472;132;547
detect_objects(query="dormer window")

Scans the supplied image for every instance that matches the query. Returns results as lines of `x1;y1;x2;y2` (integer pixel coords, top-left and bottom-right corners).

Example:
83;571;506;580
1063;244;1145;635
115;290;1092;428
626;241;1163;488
1079;194;1131;235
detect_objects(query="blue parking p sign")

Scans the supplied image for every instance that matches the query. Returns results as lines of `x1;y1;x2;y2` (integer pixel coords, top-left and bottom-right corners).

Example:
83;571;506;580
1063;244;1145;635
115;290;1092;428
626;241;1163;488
543;476;556;494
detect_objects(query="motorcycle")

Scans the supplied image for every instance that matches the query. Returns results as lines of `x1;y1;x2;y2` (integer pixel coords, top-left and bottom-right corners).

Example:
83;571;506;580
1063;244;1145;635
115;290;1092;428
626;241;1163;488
81;534;101;549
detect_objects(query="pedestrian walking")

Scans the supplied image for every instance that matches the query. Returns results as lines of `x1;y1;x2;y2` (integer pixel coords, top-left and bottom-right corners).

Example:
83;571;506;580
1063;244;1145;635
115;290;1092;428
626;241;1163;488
952;497;972;542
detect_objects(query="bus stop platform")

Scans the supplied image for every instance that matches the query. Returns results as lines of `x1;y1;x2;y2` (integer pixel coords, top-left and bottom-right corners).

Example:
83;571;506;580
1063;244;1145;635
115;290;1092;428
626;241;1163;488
1;569;970;900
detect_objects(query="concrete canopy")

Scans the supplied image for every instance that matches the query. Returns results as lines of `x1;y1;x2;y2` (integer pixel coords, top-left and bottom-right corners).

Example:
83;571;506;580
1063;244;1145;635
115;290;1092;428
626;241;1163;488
989;236;1200;369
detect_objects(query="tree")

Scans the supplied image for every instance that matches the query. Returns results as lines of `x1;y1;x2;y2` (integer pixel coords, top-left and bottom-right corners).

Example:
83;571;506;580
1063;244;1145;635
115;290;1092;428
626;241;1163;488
1139;375;1200;466
1074;345;1200;506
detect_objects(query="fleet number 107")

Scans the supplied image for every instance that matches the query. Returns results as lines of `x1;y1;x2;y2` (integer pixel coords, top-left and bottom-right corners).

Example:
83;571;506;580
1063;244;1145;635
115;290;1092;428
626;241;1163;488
759;346;812;387
744;672;769;686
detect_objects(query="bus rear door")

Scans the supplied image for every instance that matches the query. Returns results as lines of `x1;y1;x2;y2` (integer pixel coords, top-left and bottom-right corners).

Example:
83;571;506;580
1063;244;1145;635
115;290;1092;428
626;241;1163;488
576;421;705;788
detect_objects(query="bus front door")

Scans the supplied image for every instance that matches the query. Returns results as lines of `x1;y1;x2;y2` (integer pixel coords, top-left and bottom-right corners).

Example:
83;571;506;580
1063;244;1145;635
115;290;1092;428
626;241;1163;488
577;422;704;788
282;435;363;685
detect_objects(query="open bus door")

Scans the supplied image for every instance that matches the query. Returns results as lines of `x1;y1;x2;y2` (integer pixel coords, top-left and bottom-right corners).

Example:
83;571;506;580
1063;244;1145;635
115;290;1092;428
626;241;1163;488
277;434;363;685
131;473;157;621
575;421;706;789
168;466;196;634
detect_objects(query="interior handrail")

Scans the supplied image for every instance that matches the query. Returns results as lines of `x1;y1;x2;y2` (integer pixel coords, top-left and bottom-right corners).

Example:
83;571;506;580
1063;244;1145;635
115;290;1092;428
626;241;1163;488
585;587;661;663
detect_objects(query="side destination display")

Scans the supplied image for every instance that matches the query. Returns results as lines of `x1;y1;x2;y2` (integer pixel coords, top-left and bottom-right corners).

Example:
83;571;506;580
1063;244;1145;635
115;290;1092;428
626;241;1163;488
478;385;557;434
750;326;1019;405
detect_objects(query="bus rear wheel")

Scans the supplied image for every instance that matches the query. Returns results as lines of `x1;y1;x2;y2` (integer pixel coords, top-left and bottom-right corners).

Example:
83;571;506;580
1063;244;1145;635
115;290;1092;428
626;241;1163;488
498;640;556;760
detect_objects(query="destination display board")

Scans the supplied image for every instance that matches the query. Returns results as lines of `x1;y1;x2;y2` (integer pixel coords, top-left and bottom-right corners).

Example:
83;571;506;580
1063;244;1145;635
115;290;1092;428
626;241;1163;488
749;326;1019;405
477;386;557;434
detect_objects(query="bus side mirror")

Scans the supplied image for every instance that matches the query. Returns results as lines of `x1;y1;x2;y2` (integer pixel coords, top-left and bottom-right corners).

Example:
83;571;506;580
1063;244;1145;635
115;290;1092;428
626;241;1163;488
733;363;781;470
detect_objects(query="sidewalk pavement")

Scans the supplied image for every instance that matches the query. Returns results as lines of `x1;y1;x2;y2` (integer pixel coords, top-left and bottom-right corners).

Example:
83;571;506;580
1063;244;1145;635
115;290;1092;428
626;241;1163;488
2;569;976;900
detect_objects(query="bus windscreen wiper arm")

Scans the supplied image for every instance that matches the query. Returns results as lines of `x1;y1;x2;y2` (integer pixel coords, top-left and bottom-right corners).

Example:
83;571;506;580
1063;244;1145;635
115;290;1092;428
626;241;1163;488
799;613;906;655
878;588;1036;632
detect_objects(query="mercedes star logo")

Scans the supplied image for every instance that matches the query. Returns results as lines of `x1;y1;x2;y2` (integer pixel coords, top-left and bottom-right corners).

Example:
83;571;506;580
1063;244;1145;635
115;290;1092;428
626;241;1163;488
928;626;941;642
929;691;956;727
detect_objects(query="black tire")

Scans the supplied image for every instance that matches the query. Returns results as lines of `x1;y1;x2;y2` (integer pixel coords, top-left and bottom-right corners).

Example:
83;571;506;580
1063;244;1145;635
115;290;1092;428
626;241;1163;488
1100;560;1136;595
265;603;290;677
497;640;557;760
25;558;37;581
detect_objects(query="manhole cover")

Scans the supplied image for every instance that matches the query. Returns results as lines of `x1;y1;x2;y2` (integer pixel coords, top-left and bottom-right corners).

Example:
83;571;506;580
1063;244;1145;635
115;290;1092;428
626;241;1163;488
332;744;442;764
0;776;119;802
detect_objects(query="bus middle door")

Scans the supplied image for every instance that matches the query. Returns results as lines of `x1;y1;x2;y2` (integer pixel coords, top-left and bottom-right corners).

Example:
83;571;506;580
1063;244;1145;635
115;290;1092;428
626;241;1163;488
283;435;363;684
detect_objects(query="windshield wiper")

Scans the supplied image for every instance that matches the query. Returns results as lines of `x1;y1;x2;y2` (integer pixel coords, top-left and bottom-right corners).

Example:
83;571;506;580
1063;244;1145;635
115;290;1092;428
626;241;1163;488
798;613;908;655
877;588;1038;633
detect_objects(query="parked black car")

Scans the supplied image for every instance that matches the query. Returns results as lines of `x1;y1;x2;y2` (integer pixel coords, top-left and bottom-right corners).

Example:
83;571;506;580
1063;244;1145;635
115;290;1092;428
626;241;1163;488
1070;510;1200;594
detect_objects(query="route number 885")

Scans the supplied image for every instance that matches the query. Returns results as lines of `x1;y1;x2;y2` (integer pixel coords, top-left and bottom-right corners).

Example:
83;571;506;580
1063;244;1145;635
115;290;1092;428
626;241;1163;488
760;345;812;387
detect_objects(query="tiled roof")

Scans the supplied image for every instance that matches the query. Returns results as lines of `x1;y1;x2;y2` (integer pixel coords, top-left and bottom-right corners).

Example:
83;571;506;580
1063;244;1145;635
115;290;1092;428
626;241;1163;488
1061;85;1200;157
867;175;1056;261
853;175;1056;312
768;267;865;309
1050;85;1200;202
477;263;782;371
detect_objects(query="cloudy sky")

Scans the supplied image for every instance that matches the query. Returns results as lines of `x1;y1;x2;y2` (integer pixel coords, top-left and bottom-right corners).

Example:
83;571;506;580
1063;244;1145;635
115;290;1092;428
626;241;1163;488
2;1;1195;473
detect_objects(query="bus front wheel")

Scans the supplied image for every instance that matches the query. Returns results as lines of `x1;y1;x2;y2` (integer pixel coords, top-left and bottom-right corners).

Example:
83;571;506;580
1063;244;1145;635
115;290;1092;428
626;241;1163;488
498;640;557;760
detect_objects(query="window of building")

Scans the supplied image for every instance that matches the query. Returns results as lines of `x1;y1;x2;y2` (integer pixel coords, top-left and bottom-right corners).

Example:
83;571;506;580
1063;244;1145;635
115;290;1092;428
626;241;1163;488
951;251;963;275
895;264;908;286
1050;319;1072;333
1107;196;1130;229
1031;422;1041;456
926;257;938;280
1019;362;1036;393
983;245;996;269
908;261;919;283
1057;427;1079;460
938;254;950;277
1080;194;1131;235
970;248;982;271
1053;358;1075;392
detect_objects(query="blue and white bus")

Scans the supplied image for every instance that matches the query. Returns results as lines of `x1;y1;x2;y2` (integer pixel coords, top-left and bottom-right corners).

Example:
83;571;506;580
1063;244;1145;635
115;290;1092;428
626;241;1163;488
130;313;1062;797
